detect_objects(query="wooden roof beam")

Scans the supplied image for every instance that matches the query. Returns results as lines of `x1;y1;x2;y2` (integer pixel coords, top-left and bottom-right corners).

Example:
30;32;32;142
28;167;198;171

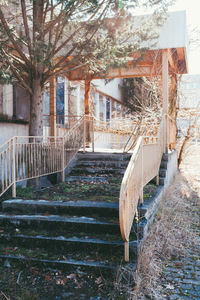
168;49;176;73
68;65;154;81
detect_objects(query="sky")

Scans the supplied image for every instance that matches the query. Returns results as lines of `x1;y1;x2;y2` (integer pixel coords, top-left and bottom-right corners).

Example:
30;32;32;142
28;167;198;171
169;0;200;74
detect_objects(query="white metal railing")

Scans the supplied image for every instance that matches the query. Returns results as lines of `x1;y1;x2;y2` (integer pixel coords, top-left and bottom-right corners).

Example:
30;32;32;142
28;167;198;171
42;114;161;151
92;117;160;151
43;114;82;137
0;117;84;198
0;138;14;197
119;114;176;261
93;117;133;150
1;114;176;210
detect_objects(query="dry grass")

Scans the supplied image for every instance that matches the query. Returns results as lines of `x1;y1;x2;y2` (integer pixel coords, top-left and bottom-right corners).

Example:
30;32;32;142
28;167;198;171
133;172;199;299
115;145;200;299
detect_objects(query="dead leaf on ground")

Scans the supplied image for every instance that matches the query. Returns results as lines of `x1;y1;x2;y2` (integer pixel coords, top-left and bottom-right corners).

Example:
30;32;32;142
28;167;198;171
67;273;76;280
95;277;102;284
44;275;52;281
56;278;67;285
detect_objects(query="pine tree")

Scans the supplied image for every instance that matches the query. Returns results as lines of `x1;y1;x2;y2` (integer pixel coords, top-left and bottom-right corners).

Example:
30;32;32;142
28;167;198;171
0;0;171;136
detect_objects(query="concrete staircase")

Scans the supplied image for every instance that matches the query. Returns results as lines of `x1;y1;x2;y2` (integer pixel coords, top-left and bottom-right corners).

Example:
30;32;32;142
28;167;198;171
0;152;167;274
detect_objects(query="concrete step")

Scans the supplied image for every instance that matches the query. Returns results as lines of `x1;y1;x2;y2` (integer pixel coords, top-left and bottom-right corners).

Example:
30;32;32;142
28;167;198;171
159;168;167;177
3;199;119;218
159;177;165;186
0;229;137;273
0;150;165;273
162;153;169;161
65;176;111;182
76;152;131;162
70;167;125;176
0;211;145;238
75;160;128;168
0;214;122;235
0;254;118;274
137;186;162;219
160;161;168;169
0;232;138;256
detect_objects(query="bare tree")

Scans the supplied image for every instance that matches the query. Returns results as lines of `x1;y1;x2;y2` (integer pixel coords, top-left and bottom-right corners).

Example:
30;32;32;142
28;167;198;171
121;76;163;151
177;103;200;166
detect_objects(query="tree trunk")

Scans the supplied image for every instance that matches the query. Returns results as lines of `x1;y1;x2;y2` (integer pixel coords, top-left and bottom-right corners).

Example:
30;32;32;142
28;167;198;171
28;79;43;188
178;119;193;167
178;136;190;167
29;79;43;137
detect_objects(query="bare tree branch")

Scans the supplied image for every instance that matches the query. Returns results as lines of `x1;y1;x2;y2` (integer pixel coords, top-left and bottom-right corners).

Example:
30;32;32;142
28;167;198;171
0;7;30;66
2;49;32;94
21;0;33;59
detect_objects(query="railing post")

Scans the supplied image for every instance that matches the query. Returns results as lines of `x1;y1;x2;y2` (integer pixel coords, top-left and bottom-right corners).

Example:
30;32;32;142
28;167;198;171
162;49;169;153
156;174;159;186
118;122;120;149
139;189;143;204
61;137;65;182
11;137;16;198
139;138;143;205
83;116;86;153
165;114;169;153
124;241;129;262
91;116;94;152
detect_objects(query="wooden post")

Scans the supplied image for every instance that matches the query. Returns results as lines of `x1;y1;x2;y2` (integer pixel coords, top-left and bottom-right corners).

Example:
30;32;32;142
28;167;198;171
85;80;90;116
156;174;159;186
50;77;56;137
77;84;81;116
139;138;143;205
139;189;143;205
96;93;100;119
83;116;86;153
162;50;169;152
64;77;69;128
118;122;120;149
85;80;91;146
169;74;177;119
169;74;177;151
61;137;65;182
91;116;94;152
11;138;16;198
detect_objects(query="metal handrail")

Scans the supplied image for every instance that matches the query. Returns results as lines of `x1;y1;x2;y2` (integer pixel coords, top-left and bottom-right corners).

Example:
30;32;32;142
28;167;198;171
0;117;85;198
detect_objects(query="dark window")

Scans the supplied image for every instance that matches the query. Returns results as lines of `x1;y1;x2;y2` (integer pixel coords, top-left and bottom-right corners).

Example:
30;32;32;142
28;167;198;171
106;98;110;121
13;84;30;121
